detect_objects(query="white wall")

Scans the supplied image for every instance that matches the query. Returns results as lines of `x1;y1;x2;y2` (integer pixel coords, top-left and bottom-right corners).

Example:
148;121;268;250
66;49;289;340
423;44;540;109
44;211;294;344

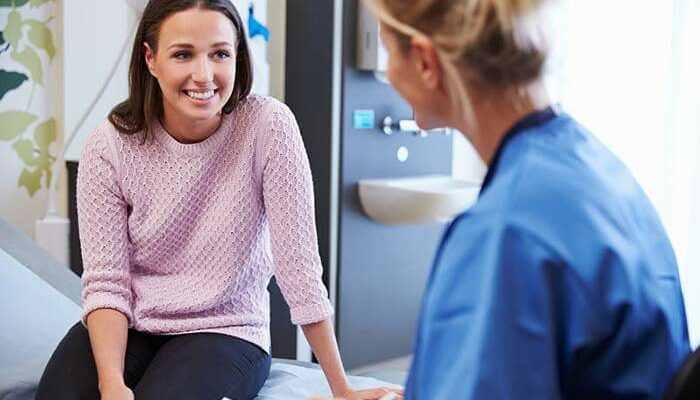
62;0;133;161
452;134;486;183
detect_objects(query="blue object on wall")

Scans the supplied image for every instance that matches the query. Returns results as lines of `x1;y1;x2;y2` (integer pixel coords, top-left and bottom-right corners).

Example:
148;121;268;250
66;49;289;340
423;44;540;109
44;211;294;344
353;109;375;130
248;4;270;42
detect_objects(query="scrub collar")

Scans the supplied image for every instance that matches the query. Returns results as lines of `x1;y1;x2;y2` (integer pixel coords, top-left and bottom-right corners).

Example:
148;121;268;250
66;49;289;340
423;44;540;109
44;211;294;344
479;105;560;196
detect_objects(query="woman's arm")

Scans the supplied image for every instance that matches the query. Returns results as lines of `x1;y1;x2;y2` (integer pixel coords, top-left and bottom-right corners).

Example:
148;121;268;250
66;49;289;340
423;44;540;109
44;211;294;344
302;320;403;400
77;125;135;399
86;309;133;399
301;320;351;396
259;100;401;399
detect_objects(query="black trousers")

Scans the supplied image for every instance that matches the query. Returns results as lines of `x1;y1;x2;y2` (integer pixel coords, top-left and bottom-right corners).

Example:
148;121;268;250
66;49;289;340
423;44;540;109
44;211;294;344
36;322;271;400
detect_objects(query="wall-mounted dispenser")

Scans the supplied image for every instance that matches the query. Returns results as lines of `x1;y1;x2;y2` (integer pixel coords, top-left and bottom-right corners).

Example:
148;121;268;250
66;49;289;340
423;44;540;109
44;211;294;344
356;1;387;73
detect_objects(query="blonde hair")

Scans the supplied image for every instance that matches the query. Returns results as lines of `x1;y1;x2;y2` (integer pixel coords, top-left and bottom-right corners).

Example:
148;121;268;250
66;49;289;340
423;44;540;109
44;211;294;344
367;0;552;112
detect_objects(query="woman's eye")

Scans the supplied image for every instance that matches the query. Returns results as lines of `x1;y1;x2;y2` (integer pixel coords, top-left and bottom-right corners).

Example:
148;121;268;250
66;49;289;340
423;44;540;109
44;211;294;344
213;50;231;60
174;51;190;60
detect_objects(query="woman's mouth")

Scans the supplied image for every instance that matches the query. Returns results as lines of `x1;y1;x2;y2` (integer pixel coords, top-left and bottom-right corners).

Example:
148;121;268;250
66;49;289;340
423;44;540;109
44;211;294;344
183;89;217;101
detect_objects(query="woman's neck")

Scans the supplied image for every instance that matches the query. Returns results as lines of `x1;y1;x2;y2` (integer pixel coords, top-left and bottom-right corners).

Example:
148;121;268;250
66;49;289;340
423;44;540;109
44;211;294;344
455;81;551;166
161;108;223;145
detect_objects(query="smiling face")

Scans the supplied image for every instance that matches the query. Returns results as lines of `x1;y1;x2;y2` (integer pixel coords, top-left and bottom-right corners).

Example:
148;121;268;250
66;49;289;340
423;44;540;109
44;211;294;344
144;7;237;142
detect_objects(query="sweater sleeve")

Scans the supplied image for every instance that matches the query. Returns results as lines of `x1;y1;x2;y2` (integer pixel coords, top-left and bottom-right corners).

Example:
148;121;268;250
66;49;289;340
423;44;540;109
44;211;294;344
77;124;133;326
261;101;334;325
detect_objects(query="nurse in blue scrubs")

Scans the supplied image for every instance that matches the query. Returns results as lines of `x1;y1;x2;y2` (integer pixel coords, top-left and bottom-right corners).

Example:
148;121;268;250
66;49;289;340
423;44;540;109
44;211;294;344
367;0;691;398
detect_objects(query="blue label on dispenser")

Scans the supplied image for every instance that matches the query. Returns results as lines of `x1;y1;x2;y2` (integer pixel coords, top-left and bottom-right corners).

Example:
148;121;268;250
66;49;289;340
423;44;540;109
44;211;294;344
353;109;375;130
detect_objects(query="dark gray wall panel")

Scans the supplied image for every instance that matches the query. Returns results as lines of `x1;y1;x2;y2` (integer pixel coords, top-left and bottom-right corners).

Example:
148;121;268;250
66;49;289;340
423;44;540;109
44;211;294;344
285;0;337;281
285;0;341;360
285;0;454;369
336;0;453;369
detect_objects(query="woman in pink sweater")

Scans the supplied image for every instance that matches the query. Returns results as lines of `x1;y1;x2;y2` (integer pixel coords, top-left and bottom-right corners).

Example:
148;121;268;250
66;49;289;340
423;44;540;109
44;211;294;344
36;1;401;399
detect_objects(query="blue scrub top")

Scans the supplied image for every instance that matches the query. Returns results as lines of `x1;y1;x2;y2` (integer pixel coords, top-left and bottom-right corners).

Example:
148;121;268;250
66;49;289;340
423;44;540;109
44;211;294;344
405;109;690;399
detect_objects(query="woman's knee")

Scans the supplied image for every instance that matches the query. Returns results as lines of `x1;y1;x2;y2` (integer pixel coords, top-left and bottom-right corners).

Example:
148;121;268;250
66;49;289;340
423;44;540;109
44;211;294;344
222;354;271;400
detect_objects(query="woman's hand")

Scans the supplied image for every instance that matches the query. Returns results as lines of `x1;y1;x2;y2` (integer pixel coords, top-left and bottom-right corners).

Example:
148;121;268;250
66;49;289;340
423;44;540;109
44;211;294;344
99;383;134;400
311;386;404;400
338;387;404;400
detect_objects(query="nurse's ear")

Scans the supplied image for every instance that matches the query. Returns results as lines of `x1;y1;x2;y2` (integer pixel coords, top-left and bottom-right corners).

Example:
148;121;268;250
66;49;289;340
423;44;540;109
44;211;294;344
408;35;443;93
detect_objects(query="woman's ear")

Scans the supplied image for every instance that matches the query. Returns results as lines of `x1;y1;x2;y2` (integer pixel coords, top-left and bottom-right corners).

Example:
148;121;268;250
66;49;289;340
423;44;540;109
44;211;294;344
410;35;443;92
144;42;157;77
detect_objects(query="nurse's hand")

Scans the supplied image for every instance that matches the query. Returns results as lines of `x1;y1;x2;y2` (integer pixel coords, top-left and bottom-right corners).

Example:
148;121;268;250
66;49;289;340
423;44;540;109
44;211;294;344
309;386;404;400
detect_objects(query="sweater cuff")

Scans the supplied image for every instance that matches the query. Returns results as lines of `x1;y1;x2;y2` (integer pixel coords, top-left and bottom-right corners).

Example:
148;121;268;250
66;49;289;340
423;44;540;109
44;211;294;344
290;298;334;326
82;292;133;327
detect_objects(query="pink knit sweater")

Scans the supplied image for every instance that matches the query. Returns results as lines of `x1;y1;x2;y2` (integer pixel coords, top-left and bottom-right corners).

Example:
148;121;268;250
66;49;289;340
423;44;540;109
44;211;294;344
77;95;333;352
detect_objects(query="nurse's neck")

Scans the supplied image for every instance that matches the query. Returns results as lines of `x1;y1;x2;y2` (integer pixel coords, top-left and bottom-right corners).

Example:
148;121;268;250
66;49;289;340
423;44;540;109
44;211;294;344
454;81;551;167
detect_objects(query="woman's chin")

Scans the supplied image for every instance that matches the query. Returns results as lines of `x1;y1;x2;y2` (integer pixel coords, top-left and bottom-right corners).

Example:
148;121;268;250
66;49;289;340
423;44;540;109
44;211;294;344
178;105;223;124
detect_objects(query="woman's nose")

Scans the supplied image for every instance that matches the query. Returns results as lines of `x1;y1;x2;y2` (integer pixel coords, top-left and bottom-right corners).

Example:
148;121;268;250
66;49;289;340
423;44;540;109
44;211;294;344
191;56;213;82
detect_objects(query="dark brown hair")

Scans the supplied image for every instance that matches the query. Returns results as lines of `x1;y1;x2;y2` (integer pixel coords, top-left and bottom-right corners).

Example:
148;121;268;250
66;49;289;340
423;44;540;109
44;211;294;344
108;0;253;139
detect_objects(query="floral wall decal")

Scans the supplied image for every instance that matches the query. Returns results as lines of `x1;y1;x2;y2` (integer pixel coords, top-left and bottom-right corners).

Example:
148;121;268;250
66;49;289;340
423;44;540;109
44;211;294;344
0;0;56;197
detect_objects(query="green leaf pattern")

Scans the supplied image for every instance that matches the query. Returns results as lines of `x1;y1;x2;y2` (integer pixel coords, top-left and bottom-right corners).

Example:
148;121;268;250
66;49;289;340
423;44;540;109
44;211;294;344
3;10;21;47
0;110;36;140
33;117;56;168
11;46;43;84
0;0;32;7
29;0;51;7
12;118;55;195
18;167;42;196
0;69;28;100
25;19;54;59
1;0;56;197
12;137;36;166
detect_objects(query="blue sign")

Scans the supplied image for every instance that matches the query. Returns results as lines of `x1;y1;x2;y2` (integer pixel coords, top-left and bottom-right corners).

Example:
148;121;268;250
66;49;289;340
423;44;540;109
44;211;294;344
353;109;375;130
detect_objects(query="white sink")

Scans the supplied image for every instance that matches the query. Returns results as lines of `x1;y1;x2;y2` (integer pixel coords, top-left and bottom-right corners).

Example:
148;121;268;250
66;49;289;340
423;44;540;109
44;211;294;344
358;175;481;225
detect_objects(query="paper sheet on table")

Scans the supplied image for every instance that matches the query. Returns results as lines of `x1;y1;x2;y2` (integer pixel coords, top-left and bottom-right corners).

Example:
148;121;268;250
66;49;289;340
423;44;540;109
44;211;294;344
252;362;402;399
